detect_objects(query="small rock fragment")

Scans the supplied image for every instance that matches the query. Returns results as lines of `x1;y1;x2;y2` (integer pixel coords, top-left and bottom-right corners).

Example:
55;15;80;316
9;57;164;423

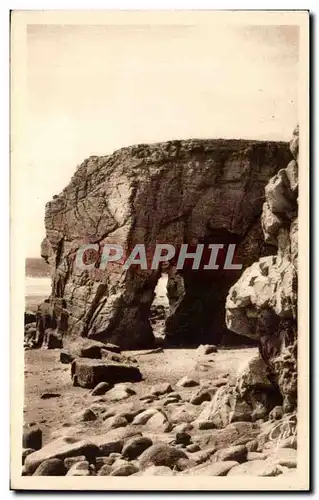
227;460;280;476
90;382;111;396
268;447;297;468
132;408;159;425
104;416;128;432
190;389;213;405
95;457;114;470
40;393;61;399
197;344;217;356
66;461;91;476
214;444;247;463
151;383;173;397
144;410;172;433
247;451;267;461
177;376;199;388
110;464;139;476
22;448;35;465
195;420;217;430
97;464;113;476
73;408;97;423
184;461;238;476
174;432;192;446
135;465;176;476
23;426;42;451
186;443;200;453
64;455;87;470
104;384;136;402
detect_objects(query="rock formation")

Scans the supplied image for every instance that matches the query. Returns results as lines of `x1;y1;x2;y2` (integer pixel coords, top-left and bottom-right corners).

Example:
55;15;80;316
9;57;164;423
42;138;292;349
23;347;298;477
226;126;299;411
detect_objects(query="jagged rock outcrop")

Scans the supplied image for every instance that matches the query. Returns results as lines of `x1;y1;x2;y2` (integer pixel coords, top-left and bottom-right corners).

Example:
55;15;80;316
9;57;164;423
43;138;291;348
226;126;299;411
41;237;54;265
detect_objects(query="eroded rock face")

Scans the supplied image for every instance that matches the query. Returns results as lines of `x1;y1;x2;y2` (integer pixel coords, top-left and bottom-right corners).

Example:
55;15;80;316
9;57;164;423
226;126;299;411
43;139;291;348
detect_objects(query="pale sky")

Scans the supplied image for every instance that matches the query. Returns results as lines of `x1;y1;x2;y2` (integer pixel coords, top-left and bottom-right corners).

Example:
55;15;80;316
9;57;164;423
26;23;299;257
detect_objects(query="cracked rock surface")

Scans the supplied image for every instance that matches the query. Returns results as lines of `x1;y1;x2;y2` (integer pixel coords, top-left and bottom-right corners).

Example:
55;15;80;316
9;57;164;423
226;126;299;411
42;138;291;348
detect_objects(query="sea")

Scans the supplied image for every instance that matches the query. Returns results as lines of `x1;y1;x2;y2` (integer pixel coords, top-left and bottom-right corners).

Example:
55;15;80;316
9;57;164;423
25;277;51;297
25;274;169;311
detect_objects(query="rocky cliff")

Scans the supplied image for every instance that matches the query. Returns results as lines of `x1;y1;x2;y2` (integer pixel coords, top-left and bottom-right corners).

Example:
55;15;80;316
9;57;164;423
226;126;299;411
42;138;292;349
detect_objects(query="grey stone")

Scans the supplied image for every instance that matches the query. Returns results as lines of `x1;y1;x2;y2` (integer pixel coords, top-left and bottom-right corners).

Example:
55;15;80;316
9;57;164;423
151;383;173;396
66;460;91;476
197;344;218;356
227;460;280;476
33;458;66;476
23;426;42;451
122;436;153;460
22;448;35;465
90;381;111;396
139;443;188;470
110;464;139;476
24;437;99;475
184;461;238;476
103;415;128;432
177;376;199;388
97;464;113;476
214;444;247;463
71;358;142;389
64;455;87;470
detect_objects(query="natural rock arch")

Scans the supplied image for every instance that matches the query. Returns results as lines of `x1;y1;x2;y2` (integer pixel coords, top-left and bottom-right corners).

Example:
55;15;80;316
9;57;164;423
42;138;292;349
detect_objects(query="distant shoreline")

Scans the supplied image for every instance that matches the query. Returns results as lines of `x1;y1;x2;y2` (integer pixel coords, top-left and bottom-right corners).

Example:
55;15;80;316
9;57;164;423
25;257;50;278
25;275;51;312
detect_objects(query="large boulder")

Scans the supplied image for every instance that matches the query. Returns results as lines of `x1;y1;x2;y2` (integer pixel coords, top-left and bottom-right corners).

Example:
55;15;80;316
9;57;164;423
60;338;106;363
90;427;142;456
24;437;99;475
43;139;291;348
213;444;247;463
235;353;283;420
24;311;36;325
122;436;153;460
195;385;252;429
71;358;142;389
32;458;66;476
138;443;189;470
192;421;260;451
226;125;299;412
23;426;42;451
44;329;63;349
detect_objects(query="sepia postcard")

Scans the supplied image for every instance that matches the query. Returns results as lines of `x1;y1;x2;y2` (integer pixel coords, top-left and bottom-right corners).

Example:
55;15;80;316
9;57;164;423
10;10;309;491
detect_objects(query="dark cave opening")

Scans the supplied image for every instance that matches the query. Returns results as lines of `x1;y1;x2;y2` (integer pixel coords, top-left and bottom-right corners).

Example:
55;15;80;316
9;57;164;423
163;229;258;347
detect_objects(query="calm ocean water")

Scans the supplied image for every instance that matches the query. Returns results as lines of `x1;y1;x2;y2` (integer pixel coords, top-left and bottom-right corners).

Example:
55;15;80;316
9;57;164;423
25;277;51;297
25;275;168;304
